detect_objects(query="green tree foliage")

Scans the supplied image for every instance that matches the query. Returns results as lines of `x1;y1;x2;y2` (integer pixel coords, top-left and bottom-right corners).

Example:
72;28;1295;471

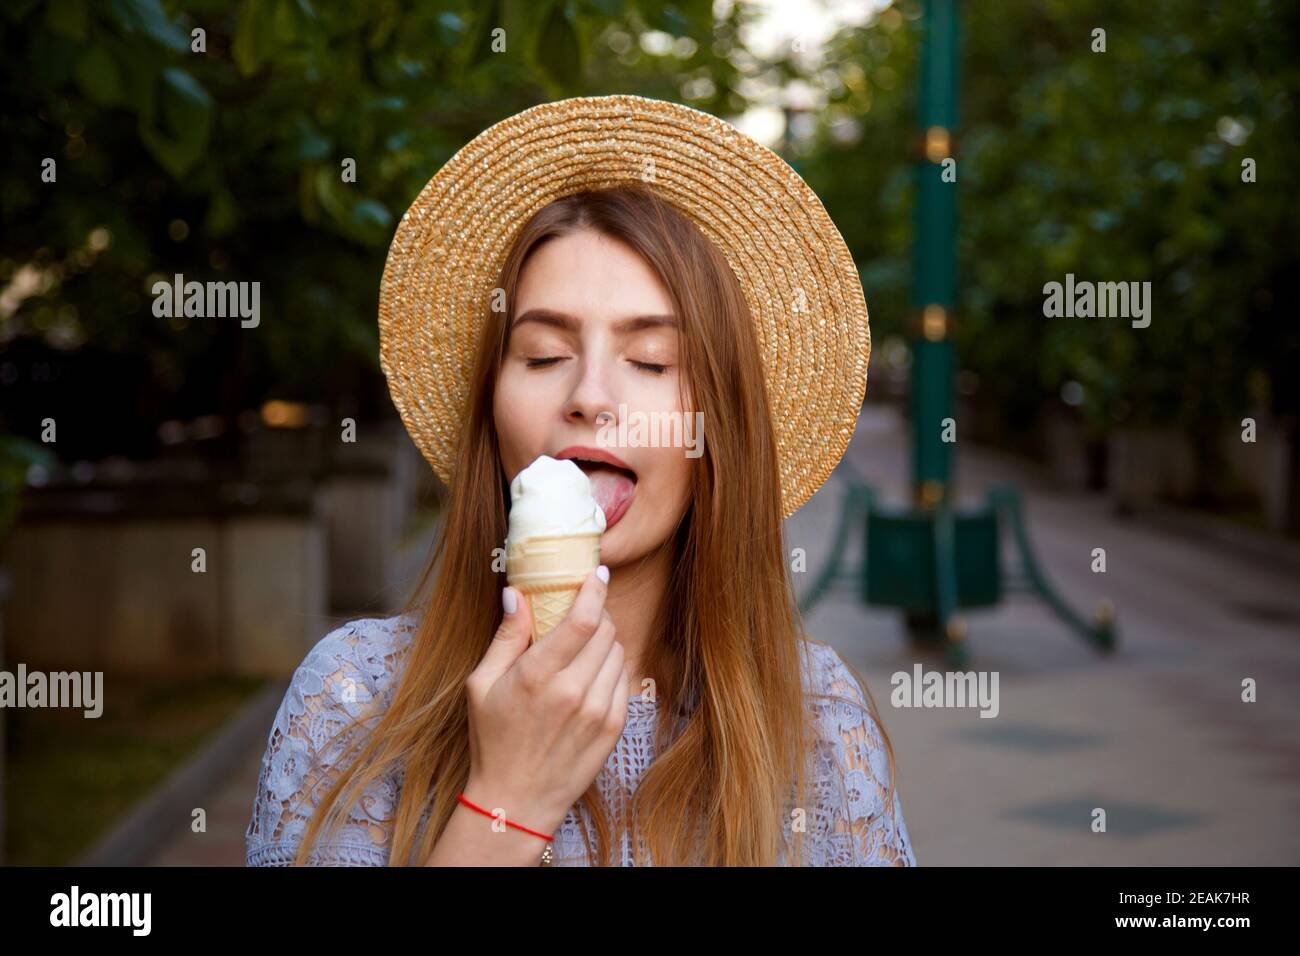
1;0;737;437
960;0;1298;454
3;0;1296;506
786;0;1297;498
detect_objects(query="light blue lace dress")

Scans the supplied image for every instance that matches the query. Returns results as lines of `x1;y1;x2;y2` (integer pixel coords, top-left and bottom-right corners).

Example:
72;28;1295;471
244;613;917;866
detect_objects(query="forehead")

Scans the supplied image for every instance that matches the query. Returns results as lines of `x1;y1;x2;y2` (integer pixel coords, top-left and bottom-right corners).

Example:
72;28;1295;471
515;230;674;319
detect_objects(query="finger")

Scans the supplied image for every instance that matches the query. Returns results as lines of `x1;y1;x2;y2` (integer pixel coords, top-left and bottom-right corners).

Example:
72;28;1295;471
532;566;608;672
589;652;630;732
561;611;617;687
475;584;535;683
588;638;626;710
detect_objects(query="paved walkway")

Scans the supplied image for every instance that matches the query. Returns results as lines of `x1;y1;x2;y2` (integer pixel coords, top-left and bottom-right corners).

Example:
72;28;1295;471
150;527;439;866
792;406;1300;865
151;405;1300;864
150;747;266;866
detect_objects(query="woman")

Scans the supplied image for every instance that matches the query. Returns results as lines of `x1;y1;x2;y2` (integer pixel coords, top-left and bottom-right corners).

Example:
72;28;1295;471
245;95;915;867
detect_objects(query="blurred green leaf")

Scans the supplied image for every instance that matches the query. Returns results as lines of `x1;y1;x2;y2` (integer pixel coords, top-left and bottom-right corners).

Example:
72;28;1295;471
535;0;582;90
349;198;392;242
313;164;348;222
45;0;89;40
272;0;301;46
206;188;239;237
367;0;399;49
291;116;331;161
160;67;212;113
109;0;189;52
580;0;626;18
464;0;502;71
232;0;274;76
73;46;124;106
138;68;214;178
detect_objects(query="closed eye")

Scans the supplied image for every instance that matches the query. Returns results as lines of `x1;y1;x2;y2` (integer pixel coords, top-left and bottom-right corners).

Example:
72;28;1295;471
525;357;668;375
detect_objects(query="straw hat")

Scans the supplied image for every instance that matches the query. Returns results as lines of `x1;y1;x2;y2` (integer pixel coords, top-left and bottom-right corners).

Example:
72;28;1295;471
378;93;869;520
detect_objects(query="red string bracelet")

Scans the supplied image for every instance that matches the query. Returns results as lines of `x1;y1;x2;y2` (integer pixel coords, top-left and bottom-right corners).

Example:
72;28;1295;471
457;793;555;841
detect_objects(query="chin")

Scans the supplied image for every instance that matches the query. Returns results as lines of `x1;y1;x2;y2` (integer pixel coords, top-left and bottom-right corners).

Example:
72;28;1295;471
600;517;650;563
598;522;627;564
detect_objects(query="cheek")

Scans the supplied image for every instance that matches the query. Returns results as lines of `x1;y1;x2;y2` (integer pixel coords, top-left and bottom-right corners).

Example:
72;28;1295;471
497;365;565;419
633;374;684;412
641;450;694;517
493;375;542;472
630;384;695;516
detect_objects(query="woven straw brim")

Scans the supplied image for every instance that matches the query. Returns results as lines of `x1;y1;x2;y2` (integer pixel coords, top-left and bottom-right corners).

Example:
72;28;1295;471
378;94;869;520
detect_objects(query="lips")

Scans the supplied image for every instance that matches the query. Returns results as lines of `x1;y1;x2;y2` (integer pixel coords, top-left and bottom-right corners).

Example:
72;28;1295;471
555;446;637;530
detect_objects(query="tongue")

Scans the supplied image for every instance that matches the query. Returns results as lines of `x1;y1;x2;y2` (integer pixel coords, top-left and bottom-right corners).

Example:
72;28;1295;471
583;465;635;523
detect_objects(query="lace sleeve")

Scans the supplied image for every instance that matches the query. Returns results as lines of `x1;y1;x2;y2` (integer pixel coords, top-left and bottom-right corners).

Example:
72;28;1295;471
804;643;918;867
244;619;407;866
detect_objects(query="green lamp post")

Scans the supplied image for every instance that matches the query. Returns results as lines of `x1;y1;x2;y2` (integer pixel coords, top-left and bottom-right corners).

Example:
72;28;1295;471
799;0;1115;665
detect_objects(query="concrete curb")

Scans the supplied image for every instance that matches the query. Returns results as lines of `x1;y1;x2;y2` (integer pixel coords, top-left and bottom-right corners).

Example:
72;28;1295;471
1126;502;1300;576
74;678;288;867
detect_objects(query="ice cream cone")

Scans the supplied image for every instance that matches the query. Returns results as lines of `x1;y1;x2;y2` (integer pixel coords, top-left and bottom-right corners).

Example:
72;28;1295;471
506;532;602;644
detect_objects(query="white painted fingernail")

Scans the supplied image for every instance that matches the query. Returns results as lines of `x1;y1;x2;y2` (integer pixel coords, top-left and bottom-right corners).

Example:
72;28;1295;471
596;565;609;583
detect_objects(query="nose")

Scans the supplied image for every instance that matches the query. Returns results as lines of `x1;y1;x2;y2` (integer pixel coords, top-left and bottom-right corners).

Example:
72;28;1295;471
563;353;619;429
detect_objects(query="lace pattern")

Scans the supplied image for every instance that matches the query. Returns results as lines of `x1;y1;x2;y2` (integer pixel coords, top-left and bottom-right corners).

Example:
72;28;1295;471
244;615;416;866
791;639;917;866
244;615;916;866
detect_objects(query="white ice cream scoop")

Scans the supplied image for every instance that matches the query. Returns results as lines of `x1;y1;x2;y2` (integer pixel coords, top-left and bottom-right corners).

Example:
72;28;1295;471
506;455;606;546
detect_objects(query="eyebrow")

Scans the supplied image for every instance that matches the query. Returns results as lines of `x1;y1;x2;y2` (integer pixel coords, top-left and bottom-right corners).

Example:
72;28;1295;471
511;308;678;335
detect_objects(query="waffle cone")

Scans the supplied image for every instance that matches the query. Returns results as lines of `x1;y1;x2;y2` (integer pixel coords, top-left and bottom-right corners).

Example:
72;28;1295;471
506;532;602;644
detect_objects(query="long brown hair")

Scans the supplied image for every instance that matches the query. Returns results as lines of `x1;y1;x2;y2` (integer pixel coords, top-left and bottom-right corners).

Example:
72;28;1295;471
295;184;898;866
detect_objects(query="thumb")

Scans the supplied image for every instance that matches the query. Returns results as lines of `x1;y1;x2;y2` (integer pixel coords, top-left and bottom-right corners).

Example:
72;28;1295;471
478;584;534;680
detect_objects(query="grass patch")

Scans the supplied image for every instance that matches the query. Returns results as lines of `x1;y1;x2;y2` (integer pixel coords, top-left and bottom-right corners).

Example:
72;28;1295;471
3;671;267;865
